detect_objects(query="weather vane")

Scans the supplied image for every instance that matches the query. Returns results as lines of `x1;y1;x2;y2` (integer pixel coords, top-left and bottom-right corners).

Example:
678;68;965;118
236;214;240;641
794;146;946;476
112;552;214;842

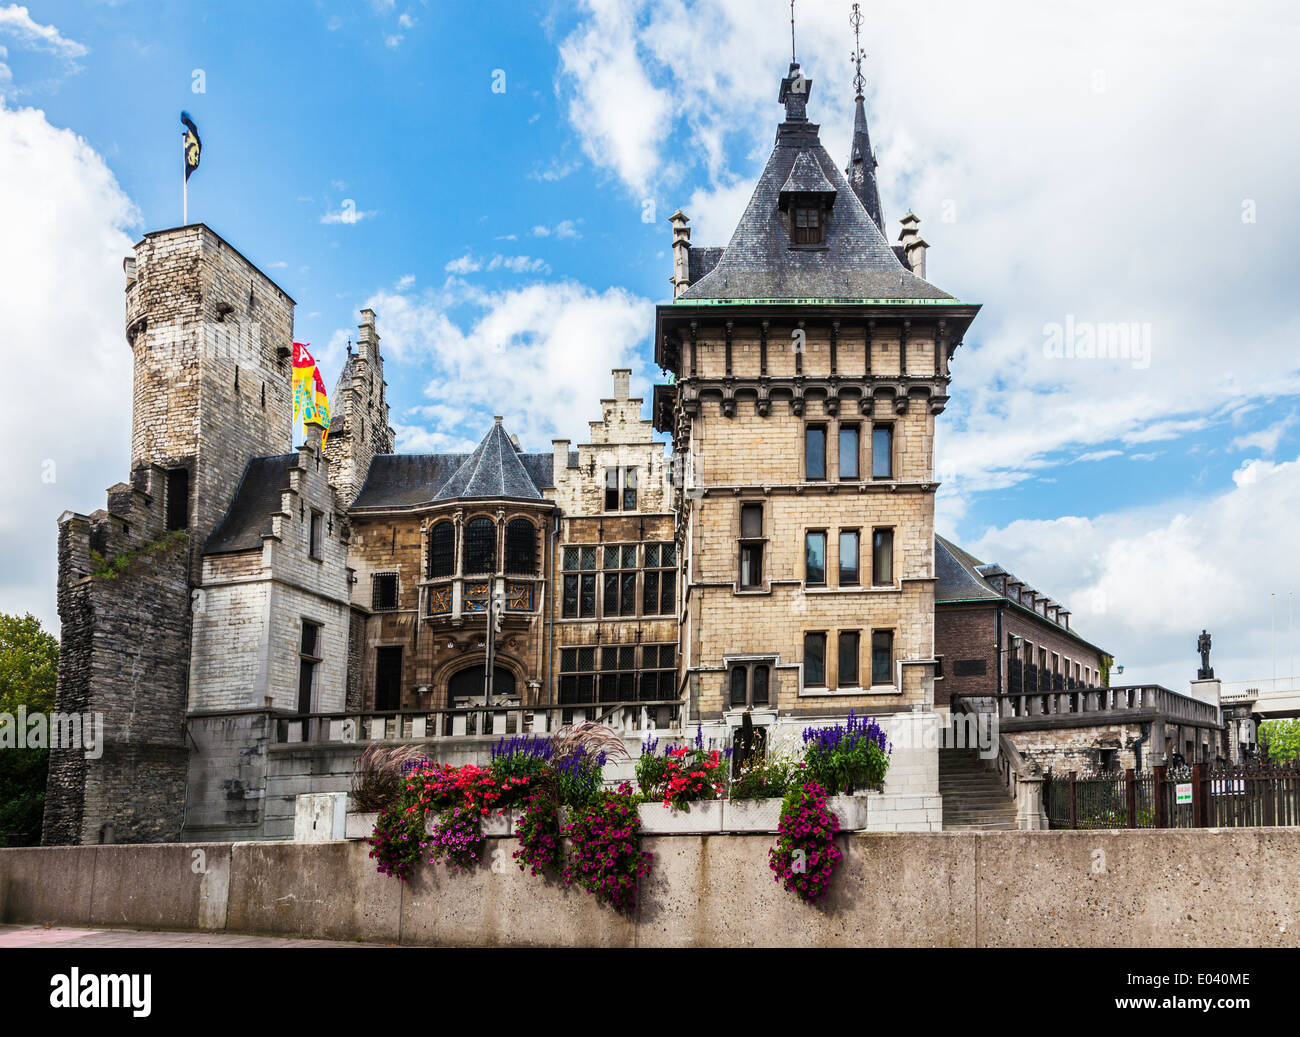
850;3;866;98
790;0;798;64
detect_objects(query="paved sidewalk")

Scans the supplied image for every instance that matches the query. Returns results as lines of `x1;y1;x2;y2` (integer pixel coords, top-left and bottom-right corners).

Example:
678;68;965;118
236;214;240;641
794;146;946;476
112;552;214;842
0;924;393;948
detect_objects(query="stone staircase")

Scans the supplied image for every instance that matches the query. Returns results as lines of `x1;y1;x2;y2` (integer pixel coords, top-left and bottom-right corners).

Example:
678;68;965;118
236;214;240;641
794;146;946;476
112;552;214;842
939;746;1019;830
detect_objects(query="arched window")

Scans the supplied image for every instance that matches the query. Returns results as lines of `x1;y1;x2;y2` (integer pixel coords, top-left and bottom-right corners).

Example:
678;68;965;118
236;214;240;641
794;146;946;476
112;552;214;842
463;517;496;574
428;521;455;578
504;518;537;573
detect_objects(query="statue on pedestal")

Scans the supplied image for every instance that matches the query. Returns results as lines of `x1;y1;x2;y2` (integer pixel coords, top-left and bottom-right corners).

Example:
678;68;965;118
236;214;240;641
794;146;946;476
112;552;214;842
1197;629;1214;680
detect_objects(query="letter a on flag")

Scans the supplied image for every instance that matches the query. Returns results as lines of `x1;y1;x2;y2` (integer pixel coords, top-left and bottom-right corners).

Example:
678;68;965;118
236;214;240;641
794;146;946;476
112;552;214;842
292;342;319;427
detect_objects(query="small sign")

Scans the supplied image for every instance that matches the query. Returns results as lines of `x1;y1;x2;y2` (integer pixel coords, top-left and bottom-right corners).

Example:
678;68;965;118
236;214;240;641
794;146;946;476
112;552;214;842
1175;782;1193;805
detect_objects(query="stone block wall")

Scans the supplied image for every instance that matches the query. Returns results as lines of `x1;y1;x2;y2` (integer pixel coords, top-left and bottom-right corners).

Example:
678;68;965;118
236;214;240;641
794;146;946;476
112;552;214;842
125;225;295;584
45;467;190;845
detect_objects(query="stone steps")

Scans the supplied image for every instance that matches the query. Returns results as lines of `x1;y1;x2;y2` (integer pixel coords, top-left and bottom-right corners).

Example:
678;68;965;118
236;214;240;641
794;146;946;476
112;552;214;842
940;747;1020;832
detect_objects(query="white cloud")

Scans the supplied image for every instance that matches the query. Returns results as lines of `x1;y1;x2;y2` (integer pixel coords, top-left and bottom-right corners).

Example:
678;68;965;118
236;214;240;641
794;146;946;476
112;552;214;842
1232;414;1296;455
320;202;377;224
344;279;654;449
395;273;415;290
0;4;87;57
0;99;140;631
558;1;1300;534
384;33;404;49
959;451;1300;690
445;253;480;274
443;252;551;276
557;0;672;197
528;156;581;182
0;3;86;92
531;219;581;239
1073;450;1123;464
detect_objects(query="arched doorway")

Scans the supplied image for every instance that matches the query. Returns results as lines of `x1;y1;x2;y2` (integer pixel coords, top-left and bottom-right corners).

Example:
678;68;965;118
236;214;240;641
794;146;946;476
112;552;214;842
447;666;517;707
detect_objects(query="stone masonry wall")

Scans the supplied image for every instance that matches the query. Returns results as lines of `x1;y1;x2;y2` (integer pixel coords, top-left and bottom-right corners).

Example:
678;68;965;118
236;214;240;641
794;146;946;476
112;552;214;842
45;466;190;844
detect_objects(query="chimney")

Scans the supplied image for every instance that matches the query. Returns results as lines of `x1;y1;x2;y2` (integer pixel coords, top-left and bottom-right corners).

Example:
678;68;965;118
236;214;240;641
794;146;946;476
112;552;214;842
670;210;691;299
358;308;379;363
304;420;324;454
551;439;571;486
612;369;631;400
898;212;929;280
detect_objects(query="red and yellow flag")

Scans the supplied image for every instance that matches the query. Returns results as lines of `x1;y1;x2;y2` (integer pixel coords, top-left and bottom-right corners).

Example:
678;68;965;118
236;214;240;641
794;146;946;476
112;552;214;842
292;342;329;447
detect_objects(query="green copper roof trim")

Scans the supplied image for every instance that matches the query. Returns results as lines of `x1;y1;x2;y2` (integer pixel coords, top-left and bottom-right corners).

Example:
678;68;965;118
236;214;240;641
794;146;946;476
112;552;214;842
670;297;965;307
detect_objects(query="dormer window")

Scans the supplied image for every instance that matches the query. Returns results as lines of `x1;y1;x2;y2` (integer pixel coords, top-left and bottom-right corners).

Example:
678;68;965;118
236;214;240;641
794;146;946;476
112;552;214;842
792;205;824;244
779;151;837;249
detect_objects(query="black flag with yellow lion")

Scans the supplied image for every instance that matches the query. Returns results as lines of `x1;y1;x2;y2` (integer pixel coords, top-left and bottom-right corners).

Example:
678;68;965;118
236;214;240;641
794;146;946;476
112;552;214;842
181;111;201;182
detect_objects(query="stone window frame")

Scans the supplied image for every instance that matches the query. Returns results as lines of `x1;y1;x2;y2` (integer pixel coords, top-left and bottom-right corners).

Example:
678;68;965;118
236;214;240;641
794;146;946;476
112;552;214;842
725;654;778;710
837;630;861;689
427;519;456;580
462;514;497;576
504;516;540;576
871;422;895;480
804;528;828;588
602;465;640;513
802;631;828;689
838;528;861;587
871;525;895;587
736;500;769;594
371;571;399;612
560;544;598;620
804;422;828;482
870;628;895;689
643;541;677;616
600;542;639;619
298;618;324;715
308;509;324;561
838;422;861;481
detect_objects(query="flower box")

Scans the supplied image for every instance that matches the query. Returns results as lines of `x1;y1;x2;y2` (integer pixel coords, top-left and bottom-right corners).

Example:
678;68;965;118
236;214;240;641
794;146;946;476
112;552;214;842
344;811;378;840
827;794;870;832
722;798;784;832
636;800;724;834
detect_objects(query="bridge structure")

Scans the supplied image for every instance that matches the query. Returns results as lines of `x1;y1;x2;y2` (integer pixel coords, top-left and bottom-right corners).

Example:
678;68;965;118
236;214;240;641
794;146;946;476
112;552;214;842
1221;677;1300;720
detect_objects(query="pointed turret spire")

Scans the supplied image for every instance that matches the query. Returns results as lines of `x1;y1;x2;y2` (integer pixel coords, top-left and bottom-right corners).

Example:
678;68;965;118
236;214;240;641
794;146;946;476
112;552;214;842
845;3;885;232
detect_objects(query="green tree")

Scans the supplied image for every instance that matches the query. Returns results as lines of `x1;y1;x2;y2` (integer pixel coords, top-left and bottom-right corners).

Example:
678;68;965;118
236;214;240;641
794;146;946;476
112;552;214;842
1260;719;1300;764
0;612;59;845
0;612;59;714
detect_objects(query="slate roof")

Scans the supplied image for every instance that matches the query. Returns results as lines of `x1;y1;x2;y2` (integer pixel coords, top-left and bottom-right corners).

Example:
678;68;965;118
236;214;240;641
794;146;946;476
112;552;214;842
688;247;724;284
781;150;837;198
679;63;951;303
204;454;297;555
846;94;886;232
935;535;1003;603
432;421;543;501
350;421;560;511
935;535;1104;652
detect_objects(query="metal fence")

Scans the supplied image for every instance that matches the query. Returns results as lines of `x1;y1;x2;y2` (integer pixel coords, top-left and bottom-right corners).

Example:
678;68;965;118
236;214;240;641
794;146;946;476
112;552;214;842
1045;762;1300;830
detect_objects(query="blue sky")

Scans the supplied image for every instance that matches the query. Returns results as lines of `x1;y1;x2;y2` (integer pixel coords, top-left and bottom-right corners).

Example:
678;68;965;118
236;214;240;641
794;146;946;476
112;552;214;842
3;0;1300;689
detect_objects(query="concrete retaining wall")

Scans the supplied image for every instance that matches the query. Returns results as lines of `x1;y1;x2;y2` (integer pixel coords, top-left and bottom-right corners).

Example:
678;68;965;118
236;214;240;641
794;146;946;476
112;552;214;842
2;829;1297;947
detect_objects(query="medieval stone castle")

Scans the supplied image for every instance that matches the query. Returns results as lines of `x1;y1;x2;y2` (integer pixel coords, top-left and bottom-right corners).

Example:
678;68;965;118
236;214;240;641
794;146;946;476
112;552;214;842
45;56;1145;846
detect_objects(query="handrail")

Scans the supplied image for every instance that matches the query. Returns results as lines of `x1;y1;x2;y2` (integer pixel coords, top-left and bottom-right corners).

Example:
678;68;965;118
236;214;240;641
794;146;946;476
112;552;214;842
271;700;684;746
988;683;1221;727
951;696;1046;830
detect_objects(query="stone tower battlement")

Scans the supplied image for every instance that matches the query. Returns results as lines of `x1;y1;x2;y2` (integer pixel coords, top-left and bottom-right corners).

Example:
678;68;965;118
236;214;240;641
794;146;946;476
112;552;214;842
125;224;296;578
45;224;298;846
